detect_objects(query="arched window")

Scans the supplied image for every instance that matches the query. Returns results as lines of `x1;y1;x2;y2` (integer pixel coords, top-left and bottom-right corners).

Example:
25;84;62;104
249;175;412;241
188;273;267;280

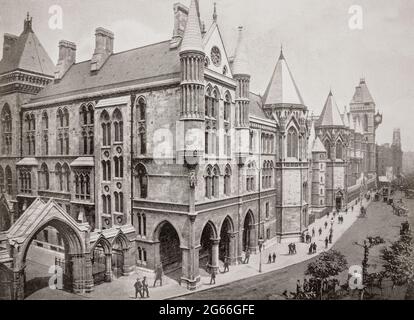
63;108;69;127
246;161;256;191
113;108;123;142
211;89;218;119
287;127;298;158
100;110;111;147
88;104;94;124
205;126;210;154
224;165;231;196
205;87;211;117
62;163;70;192
30;114;36;131
1;104;12;154
135;163;148;199
363;114;368;132
40;163;49;190
0;166;4;192
336;141;343;160
324;140;331;160
114;156;123;178
4;166;13;194
42;112;48;130
55;163;63;191
204;165;212;198
137;98;147;155
80;105;88;126
57;108;64;128
224;93;231;121
43;133;49;155
212;166;219;198
102;195;107;214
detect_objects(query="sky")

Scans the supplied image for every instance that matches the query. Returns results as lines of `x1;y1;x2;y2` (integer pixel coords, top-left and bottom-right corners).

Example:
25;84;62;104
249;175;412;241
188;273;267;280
0;0;413;150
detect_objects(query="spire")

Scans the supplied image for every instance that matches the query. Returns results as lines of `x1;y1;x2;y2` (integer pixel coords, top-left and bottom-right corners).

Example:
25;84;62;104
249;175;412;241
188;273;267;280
180;0;204;54
318;90;345;127
312;136;327;153
232;26;250;75
23;12;33;33
262;48;304;106
279;44;284;60
213;2;218;23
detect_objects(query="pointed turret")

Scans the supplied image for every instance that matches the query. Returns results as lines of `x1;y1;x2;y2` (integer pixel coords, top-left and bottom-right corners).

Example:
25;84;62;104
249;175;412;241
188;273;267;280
351;78;374;104
232;26;250;76
307;118;316;158
312;136;327;153
180;0;203;54
318;90;345;127
262;48;304;107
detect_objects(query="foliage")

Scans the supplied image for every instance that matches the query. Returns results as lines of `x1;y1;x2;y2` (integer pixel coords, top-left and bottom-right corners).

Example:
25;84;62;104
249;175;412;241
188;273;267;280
305;250;348;280
381;231;414;287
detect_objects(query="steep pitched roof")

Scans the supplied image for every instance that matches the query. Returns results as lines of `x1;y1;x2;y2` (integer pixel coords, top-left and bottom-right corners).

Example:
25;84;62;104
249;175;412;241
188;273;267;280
180;0;203;54
312;136;327;153
351;78;374;104
307;119;316;157
262;49;304;106
30;40;180;103
232;27;250;75
318;91;345;127
0;19;54;76
249;92;267;119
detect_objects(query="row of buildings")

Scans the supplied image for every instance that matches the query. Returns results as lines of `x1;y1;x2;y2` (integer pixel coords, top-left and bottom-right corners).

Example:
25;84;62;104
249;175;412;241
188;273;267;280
0;0;381;299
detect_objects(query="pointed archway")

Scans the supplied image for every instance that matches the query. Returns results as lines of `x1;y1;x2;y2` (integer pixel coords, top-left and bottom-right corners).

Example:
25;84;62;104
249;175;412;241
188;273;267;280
242;210;255;252
219;216;235;263
199;221;218;270
154;221;182;276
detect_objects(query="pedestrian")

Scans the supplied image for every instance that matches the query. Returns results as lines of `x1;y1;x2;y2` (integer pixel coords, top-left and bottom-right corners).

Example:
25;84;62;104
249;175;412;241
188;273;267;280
308;243;313;255
326;211;329;218
268;254;272;264
325;237;329;249
312;227;315;238
244;249;250;264
223;257;230;272
153;264;163;287
134;278;143;299
329;233;333;244
313;242;317;253
345;208;348;214
288;243;291;255
324;221;328;229
318;227;322;236
293;243;297;254
330;217;334;226
272;252;276;263
210;268;216;285
142;276;150;298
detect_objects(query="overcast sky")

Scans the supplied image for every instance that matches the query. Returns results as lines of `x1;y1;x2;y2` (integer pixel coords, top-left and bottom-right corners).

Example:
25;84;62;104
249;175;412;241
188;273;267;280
0;0;413;150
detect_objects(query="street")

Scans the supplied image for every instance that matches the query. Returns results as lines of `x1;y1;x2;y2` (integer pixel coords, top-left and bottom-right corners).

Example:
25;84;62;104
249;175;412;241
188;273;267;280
176;193;412;300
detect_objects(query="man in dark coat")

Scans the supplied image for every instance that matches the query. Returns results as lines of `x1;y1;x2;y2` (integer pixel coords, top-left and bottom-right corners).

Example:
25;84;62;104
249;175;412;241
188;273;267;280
318;227;322;236
244;249;250;264
268;254;272;264
324;221;328;229
325;237;329;249
329;233;333;244
134;278;143;299
272;252;276;263
142;276;150;298
153;264;163;287
210;269;216;285
223;257;230;272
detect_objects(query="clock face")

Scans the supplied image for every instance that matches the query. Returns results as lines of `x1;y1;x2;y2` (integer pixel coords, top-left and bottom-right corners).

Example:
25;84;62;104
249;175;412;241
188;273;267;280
211;46;221;67
375;115;382;123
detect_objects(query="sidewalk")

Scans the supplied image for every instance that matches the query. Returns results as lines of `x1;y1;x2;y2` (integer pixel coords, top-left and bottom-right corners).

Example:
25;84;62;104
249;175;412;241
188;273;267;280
69;194;371;300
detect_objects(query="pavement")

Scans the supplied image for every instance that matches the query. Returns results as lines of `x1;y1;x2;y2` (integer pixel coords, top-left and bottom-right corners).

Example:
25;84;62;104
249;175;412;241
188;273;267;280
26;193;372;300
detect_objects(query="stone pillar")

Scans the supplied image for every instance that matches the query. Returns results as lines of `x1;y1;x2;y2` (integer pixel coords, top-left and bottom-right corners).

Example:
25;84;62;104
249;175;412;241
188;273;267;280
180;215;200;290
122;247;135;275
228;232;237;265
71;254;93;294
210;238;219;273
104;253;112;282
12;269;25;300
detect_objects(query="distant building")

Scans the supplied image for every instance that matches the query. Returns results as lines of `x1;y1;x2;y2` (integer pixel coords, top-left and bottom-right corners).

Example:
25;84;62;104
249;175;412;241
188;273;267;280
403;151;414;174
376;128;403;179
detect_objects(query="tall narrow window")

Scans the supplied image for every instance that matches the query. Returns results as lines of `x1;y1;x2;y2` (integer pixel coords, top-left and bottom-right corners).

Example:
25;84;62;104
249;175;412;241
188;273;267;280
101;110;111;147
1;104;12;155
5;166;12;194
40;163;49;190
135;164;148;199
0;166;4;193
113;109;123;142
204;166;212;198
287;127;298;158
55;163;63;191
224;165;231;196
336;141;343;160
137;98;147;155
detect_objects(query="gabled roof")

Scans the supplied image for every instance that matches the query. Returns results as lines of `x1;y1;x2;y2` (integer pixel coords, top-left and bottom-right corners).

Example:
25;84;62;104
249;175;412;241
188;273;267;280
0;18;55;76
318;91;345;127
312;136;326;153
180;0;203;54
249;92;268;119
262;49;304;106
351;78;374;104
30;40;180;103
232;27;250;75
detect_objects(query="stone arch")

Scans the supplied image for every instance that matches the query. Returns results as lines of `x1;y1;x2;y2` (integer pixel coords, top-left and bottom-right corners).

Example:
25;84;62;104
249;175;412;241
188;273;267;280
218;215;235;263
242;209;256;252
199;220;219;269
153;220;182;272
91;235;112;284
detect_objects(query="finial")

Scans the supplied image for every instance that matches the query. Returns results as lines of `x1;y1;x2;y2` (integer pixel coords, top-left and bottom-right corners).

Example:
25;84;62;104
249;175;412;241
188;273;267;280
279;43;284;60
213;3;217;22
329;87;333;96
26;12;30;21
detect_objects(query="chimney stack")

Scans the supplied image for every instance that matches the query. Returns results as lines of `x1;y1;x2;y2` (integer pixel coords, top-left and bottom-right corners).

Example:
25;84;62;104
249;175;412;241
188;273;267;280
55;40;76;81
91;27;114;72
3;33;18;61
170;3;189;49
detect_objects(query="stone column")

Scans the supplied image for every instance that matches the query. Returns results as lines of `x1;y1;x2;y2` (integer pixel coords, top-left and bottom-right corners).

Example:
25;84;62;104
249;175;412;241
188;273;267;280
104;253;112;282
228;232;237;265
180;215;200;290
210;238;220;273
122;247;135;275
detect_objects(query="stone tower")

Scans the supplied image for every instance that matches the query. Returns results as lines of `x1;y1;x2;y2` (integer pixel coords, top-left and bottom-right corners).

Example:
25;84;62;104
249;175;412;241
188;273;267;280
349;78;377;176
262;49;309;242
391;128;403;177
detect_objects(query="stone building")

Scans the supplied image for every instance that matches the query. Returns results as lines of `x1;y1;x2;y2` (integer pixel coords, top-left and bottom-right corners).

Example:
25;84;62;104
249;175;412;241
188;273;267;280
377;128;403;179
0;0;380;299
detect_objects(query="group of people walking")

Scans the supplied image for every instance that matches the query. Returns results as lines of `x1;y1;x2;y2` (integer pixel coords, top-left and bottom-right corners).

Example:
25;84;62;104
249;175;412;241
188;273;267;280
267;252;277;264
133;264;164;299
308;242;317;254
288;242;297;255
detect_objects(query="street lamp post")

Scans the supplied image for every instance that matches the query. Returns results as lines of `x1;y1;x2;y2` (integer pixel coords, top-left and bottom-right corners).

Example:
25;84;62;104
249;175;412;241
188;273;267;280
258;237;264;273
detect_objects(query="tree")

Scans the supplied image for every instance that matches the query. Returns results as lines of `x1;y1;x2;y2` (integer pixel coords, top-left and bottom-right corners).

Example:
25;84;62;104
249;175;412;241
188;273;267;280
305;250;348;299
381;230;414;297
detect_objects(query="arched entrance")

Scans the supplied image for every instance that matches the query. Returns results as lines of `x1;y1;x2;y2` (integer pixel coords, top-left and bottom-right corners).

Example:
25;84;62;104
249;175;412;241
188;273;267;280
3;199;92;300
112;234;128;279
219;216;233;262
199;221;217;270
91;237;111;285
242;210;255;252
335;190;344;211
156;221;181;272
